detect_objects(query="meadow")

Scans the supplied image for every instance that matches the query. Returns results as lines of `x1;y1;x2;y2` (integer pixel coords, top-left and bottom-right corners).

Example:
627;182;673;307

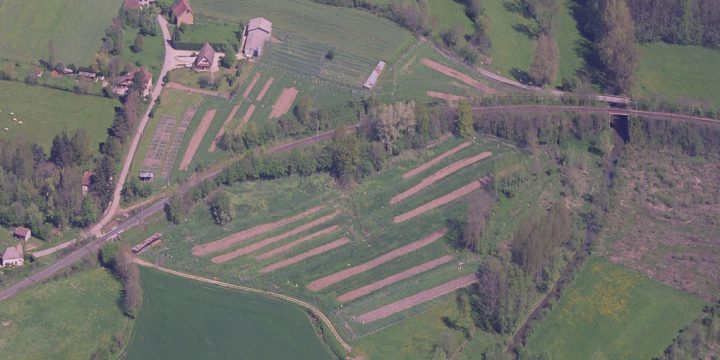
123;267;337;360
0;0;119;66
525;257;705;359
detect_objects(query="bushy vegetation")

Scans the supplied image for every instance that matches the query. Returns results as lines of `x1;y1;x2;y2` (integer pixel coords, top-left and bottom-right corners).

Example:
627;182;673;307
626;0;720;49
658;302;720;359
100;243;143;318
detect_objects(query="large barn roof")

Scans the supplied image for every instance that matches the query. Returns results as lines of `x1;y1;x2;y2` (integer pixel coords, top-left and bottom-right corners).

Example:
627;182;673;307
247;17;272;34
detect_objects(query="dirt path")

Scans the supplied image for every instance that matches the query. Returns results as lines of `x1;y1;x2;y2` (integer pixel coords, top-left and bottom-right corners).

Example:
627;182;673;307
306;229;447;291
133;258;353;354
337;255;454;303
211;211;340;264
179;109;217;171
256;77;274;101
269;87;299;119
166;82;230;98
391;151;492;205
420;58;497;95
426;91;467;101
256;225;340;261
354;274;478;323
403;142;471;179
208;104;241;152
192;206;325;256
261;237;350;273
243;72;262;99
235;104;255;133
394;177;491;223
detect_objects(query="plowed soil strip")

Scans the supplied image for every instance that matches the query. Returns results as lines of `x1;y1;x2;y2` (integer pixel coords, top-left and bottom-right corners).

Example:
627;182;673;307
256;225;340;261
306;229;447;291
192;206;325;256
256;77;274;101
337;255;455;303
179;109;217;171
354;274;478;323
426;91;467;101
391;151;492;205
235;104;256;134
402;142;471;179
211;212;340;264
394;179;488;223
420;58;497;95
208;104;241;152
261;237;350;273
269;87;299;119
243;72;262;98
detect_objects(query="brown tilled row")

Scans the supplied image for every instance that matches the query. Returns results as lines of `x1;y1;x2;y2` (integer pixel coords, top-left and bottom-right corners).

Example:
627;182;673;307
191;205;325;256
260;237;350;273
391;151;492;205
242;72;262;98
337;255;455;303
402;142;471;179
269;87;299;119
256;225;340;261
354;273;478;323
235;104;256;134
179;109;217;171
420;58;497;95
393;177;492;223
426;91;467;101
211;211;340;264
306;229;447;292
256;77;274;101
208;104;241;152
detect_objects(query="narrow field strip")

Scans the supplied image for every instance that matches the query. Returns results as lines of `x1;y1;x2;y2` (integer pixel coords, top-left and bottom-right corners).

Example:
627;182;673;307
208;104;241;152
426;91;467;101
256;225;340;261
420;58;497;94
211;211;340;264
402;142;471;179
391;151;492;205
256;77;274;101
269;87;299;119
192;206;325;256
393;177;492;223
235;104;256;133
306;229;448;292
337;255;455;303
242;72;262;98
354;274;478;323
179;109;217;171
260;237;350;273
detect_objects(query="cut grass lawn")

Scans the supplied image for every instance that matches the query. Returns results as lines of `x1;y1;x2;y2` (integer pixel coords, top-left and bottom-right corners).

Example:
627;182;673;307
124;267;336;360
0;268;128;360
0;81;117;150
0;0;119;65
525;257;705;359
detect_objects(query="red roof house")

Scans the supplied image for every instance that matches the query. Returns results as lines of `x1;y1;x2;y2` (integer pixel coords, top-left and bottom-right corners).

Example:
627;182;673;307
173;0;194;26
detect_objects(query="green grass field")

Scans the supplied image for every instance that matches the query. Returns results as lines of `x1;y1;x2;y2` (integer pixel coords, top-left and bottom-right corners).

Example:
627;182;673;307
0;269;128;360
0;81;117;150
124;267;336;360
122;29;166;80
0;0;119;65
525;257;705;359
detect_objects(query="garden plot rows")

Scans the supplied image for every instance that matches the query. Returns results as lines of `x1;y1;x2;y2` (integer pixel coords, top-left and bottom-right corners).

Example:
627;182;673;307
179;109;217;171
141;107;196;180
163;107;195;177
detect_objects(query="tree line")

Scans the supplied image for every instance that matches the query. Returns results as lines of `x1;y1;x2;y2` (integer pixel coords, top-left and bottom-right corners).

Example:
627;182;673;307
626;0;720;49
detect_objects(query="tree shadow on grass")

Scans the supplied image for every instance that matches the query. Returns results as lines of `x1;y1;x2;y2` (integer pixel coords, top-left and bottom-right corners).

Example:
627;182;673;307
511;68;534;85
513;23;541;39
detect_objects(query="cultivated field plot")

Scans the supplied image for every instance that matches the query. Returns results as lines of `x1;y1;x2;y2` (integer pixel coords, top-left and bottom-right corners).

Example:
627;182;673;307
179;108;217;171
525;257;705;359
269;87;299;119
141;107;197;179
209;104;241;152
421;58;497;94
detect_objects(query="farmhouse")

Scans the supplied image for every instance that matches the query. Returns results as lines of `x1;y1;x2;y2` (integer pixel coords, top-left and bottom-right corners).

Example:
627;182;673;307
1;244;23;267
82;171;94;196
243;17;272;58
111;68;153;97
13;227;31;241
193;43;216;72
172;0;194;26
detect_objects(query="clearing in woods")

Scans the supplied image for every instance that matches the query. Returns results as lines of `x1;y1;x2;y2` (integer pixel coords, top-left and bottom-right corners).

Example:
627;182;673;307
426;91;467;101
306;229;447;291
236;104;256;133
394;177;492;223
256;225;340;261
243;72;262;98
179;109;217;171
256;77;274;101
402;142;471;179
391;152;492;204
208;104;241;152
260;237;351;273
269;87;299;119
420;58;497;94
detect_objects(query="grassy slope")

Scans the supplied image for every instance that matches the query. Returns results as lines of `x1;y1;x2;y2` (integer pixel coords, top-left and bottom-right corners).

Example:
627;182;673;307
554;0;583;85
525;257;705;359
121;29;166;80
124;267;336;360
0;269;127;360
483;0;534;78
0;81;116;149
0;0;119;65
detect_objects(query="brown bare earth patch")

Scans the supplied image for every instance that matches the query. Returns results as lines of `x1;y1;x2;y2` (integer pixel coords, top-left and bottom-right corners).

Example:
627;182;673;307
420;58;497;94
403;142;471;179
242;72;262;99
269;87;299;119
192;206;325;256
179;109;217;171
337;255;454;302
256;225;340;261
271;36;282;44
306;229;447;291
208;104;241;152
394;177;492;223
391;151;492;204
256;77;274;101
261;237;350;273
354;274;478;323
211;211;340;264
426;91;467;101
235;104;256;134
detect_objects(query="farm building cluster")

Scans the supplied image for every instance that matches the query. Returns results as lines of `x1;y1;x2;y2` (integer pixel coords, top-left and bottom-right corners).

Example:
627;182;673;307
1;227;31;268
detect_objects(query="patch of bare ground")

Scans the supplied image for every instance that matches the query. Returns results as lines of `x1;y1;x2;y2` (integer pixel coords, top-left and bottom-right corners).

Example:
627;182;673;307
306;229;447;291
179;109;217;171
394;177;492;223
235;104;256;134
260;237;350;273
208;104;241;152
269;87;299;119
420;58;497;94
391;151;492;204
337;255;454;302
426;91;467;101
256;77;274;101
403;142;471;179
256;225;340;261
354;274;478;323
242;72;262;98
191;206;325;256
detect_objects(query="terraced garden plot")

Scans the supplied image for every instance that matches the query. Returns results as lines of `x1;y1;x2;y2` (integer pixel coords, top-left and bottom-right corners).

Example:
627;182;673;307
394;177;492;223
164;107;196;178
141;107;197;180
402;141;472;179
179;108;217;171
261;237;351;273
256;225;341;261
